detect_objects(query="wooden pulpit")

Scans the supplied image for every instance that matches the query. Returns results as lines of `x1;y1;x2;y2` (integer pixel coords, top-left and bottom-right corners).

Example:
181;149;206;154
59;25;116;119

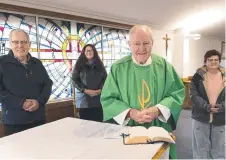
182;78;192;109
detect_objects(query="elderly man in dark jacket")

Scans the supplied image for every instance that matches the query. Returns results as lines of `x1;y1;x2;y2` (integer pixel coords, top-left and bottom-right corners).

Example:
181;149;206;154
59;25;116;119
0;29;53;136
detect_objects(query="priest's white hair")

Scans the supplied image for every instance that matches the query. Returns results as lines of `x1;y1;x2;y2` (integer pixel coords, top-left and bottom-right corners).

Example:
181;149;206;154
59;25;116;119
129;25;154;41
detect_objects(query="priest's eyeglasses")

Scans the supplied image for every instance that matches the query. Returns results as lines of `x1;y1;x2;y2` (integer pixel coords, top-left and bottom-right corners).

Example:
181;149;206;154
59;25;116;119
11;40;29;45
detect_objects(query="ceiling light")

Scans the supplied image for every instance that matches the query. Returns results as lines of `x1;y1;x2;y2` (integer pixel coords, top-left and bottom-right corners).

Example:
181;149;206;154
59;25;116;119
175;9;225;33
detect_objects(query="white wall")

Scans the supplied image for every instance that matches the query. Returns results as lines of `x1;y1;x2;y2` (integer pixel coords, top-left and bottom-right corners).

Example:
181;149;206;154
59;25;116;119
148;28;193;78
187;37;222;77
149;29;184;76
171;30;185;77
151;29;174;62
147;29;188;78
157;30;223;78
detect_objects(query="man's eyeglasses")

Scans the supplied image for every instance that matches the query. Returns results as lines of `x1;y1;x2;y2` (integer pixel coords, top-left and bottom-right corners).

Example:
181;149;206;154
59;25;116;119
11;40;29;45
207;59;219;62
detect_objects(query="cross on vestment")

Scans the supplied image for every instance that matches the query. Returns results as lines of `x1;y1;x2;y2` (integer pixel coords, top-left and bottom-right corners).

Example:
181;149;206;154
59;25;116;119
162;34;171;57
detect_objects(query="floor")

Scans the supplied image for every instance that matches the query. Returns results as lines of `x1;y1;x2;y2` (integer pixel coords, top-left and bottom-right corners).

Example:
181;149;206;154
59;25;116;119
174;109;193;159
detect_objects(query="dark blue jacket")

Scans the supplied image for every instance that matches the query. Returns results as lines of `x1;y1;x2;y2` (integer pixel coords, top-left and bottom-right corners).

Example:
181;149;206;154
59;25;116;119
0;50;53;124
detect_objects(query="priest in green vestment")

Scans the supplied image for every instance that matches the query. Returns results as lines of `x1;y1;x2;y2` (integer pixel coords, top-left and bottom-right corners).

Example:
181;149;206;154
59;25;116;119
100;25;185;159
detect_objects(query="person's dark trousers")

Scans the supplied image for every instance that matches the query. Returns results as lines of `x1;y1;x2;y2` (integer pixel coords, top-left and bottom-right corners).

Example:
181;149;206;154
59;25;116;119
4;120;46;136
79;107;103;122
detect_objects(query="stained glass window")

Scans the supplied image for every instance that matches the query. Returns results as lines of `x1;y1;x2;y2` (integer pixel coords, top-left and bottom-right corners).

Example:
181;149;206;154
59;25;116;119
102;27;130;72
42;60;72;100
0;13;38;57
38;18;71;60
0;11;130;104
77;23;102;57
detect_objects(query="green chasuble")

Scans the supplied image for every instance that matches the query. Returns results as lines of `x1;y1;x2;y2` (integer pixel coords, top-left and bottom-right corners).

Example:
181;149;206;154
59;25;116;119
101;54;185;159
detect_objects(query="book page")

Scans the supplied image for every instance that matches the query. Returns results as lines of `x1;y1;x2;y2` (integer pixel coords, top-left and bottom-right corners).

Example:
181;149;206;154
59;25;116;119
147;127;175;143
124;126;150;144
129;126;149;137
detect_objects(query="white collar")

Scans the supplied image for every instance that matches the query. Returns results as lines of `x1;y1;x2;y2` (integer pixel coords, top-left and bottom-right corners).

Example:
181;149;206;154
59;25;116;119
132;55;152;66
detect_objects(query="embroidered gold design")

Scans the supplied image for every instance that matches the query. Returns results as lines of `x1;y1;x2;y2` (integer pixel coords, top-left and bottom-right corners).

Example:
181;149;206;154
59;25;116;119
138;80;151;110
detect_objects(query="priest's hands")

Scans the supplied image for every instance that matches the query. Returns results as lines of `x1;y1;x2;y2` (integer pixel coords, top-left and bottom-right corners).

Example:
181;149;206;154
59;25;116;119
23;99;39;112
128;109;150;123
128;106;161;123
141;106;161;122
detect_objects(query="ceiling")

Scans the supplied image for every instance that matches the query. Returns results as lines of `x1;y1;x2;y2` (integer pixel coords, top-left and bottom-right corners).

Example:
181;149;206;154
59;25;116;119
0;0;225;40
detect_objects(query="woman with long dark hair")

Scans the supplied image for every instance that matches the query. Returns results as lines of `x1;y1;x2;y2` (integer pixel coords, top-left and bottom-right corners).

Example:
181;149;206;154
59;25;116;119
72;44;107;122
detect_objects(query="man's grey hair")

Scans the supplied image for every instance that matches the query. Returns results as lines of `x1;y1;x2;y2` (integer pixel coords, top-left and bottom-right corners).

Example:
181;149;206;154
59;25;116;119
129;25;154;41
9;29;30;42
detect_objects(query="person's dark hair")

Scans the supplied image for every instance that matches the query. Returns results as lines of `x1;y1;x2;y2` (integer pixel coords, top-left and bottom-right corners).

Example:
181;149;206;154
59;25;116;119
75;44;104;72
204;49;221;63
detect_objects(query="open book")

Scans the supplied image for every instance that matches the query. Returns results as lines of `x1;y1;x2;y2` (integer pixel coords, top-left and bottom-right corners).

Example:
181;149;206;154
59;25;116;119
122;126;175;145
